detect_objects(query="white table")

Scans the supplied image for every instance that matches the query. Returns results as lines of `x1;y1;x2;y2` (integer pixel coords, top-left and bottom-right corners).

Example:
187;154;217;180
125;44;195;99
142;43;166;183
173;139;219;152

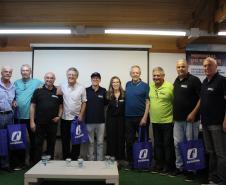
24;160;119;185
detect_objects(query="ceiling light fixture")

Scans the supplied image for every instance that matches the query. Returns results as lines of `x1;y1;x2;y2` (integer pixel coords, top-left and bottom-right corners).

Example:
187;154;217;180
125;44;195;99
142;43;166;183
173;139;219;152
0;29;71;35
218;31;226;36
105;29;186;36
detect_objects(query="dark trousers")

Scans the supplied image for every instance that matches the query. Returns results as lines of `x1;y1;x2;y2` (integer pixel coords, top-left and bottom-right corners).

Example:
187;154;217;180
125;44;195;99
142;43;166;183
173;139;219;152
0;112;13;168
11;119;36;167
60;119;80;160
202;124;226;184
152;123;175;170
35;123;58;163
106;116;125;160
125;117;149;163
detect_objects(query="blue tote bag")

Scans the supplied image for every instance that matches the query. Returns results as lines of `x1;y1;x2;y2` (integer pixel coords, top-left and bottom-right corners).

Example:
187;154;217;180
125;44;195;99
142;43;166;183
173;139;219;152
133;127;152;169
7;124;27;150
0;129;8;156
178;126;205;171
70;117;89;145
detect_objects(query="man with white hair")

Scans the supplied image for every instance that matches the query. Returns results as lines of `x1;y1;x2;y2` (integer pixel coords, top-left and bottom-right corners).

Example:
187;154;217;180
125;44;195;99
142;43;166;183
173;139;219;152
200;57;226;185
0;66;16;172
30;72;62;163
125;65;150;169
13;64;42;168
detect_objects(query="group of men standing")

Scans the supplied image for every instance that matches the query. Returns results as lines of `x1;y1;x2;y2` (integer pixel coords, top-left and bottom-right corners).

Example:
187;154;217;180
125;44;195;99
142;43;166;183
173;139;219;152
0;56;225;185
148;57;226;185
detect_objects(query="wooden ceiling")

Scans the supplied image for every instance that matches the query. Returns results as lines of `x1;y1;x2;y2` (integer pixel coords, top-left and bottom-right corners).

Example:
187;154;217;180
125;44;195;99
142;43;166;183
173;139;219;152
1;0;226;52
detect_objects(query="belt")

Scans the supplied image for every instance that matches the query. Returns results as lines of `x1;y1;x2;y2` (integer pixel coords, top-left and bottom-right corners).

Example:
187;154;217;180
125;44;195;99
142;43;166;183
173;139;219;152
0;110;13;114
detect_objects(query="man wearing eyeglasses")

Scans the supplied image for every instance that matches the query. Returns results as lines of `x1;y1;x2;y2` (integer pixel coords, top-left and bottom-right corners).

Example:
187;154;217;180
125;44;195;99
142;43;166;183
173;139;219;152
149;66;174;175
13;64;42;169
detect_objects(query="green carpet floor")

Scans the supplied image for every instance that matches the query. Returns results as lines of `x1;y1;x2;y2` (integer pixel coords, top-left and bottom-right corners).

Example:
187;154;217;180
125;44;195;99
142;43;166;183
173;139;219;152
0;169;205;185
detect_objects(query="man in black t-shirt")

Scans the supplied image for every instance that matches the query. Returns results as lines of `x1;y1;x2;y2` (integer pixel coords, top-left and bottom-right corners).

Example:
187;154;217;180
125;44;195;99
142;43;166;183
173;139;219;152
173;59;201;177
200;57;226;185
30;72;63;163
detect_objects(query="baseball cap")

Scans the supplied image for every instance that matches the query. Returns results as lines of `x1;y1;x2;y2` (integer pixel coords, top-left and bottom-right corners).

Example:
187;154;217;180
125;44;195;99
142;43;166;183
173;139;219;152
91;72;101;79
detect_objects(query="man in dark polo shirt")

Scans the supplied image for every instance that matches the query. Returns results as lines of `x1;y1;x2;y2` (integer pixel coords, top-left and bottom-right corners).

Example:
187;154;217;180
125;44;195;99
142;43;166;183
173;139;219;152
173;59;201;178
30;72;63;163
85;72;107;161
200;57;226;185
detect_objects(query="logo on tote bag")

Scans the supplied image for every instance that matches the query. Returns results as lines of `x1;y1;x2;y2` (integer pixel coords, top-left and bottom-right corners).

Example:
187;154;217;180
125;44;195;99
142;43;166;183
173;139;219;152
75;125;81;136
11;131;22;142
75;125;84;139
139;149;148;159
187;148;198;160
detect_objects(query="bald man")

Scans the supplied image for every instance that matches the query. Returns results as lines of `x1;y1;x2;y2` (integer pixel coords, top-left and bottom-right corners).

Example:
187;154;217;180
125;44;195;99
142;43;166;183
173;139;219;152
173;59;201;179
0;66;16;171
200;57;226;185
30;72;63;163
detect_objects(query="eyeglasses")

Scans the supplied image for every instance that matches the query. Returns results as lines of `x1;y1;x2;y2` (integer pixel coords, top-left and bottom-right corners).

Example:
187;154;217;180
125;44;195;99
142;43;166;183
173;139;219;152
154;89;165;98
22;82;28;91
155;89;159;98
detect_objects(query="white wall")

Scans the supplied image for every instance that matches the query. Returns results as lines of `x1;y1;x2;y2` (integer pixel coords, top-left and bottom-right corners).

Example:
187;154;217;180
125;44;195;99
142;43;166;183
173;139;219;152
149;52;186;83
0;51;185;84
0;52;32;82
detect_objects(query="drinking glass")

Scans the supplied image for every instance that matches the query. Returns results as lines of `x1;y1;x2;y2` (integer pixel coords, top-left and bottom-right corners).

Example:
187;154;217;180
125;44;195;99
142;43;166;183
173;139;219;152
77;158;84;168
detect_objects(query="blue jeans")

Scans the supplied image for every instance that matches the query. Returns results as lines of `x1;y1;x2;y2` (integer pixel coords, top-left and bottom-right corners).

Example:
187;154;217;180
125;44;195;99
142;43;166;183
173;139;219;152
86;123;105;161
0;112;13;168
202;124;226;184
173;121;200;170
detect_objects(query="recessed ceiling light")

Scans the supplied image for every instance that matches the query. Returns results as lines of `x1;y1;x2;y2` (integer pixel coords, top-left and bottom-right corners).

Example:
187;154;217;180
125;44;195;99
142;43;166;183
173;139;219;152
105;29;186;36
0;29;72;34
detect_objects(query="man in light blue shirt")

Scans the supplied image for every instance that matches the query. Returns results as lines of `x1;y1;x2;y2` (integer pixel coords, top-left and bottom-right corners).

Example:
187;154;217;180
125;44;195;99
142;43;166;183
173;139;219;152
13;64;42;168
0;66;15;172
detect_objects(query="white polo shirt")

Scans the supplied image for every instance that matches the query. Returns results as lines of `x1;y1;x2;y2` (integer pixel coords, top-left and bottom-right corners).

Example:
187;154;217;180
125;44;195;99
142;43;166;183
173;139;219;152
61;82;87;120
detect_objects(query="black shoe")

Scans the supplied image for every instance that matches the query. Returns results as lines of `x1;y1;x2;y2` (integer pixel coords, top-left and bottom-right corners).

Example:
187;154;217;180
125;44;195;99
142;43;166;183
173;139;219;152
169;168;183;177
184;172;194;182
1;167;13;173
151;166;163;174
159;167;170;175
13;167;22;171
124;163;133;171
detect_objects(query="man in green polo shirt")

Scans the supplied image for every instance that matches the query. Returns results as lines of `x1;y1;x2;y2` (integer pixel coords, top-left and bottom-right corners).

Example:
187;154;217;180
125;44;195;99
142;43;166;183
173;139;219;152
150;66;174;175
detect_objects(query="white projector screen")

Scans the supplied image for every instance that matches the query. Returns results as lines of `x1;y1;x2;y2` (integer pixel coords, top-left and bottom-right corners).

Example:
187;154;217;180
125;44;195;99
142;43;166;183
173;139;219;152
33;49;149;89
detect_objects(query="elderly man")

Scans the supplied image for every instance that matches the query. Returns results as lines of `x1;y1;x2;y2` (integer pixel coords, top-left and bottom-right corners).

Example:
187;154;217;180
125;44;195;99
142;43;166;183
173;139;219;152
30;72;62;162
150;67;174;174
200;57;226;185
173;59;201;180
125;65;150;169
0;66;16;172
59;67;87;160
13;64;42;168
